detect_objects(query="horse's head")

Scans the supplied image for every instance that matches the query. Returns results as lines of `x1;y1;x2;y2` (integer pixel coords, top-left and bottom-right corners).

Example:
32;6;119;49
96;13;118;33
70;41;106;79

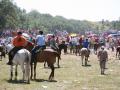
24;41;34;52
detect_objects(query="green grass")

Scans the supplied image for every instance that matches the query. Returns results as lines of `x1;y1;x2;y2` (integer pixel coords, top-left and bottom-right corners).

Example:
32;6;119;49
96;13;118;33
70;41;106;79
0;50;120;90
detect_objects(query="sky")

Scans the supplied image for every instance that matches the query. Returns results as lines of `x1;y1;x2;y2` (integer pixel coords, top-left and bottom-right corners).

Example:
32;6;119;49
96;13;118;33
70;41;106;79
14;0;120;21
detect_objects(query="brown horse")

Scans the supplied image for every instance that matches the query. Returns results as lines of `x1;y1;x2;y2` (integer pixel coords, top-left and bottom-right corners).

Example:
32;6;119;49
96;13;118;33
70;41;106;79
30;49;61;81
25;41;34;52
116;46;120;59
80;48;90;66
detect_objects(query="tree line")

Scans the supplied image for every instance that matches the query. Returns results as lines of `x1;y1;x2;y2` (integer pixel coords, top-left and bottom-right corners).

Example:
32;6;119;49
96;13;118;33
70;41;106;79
0;0;120;34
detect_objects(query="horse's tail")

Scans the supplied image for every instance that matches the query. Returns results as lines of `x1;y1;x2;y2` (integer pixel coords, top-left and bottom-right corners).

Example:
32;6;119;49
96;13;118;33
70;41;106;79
24;50;31;82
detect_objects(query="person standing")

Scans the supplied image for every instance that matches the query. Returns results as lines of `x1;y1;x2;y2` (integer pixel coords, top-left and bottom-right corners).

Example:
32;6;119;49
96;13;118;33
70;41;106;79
50;35;59;51
97;46;108;75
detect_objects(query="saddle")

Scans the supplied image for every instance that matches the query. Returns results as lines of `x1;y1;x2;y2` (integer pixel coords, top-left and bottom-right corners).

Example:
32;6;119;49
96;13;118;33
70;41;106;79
10;47;23;60
35;47;43;54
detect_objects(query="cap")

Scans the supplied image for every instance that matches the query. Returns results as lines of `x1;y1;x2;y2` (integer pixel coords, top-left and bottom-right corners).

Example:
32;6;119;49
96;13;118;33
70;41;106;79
17;31;22;35
101;46;105;49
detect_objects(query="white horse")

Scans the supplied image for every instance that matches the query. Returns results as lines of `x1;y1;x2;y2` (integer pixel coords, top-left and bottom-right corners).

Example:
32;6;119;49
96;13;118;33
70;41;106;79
80;48;90;66
6;45;31;84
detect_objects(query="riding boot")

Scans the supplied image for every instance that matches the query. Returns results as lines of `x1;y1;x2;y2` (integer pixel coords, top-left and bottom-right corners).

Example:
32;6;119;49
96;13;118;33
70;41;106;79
7;55;13;65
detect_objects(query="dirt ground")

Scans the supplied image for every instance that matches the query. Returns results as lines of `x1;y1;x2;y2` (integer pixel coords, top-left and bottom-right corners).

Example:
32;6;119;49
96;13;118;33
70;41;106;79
0;49;120;90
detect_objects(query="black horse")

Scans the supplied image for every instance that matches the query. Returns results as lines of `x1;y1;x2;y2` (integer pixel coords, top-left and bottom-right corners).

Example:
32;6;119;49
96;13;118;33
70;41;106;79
0;45;6;60
58;41;67;54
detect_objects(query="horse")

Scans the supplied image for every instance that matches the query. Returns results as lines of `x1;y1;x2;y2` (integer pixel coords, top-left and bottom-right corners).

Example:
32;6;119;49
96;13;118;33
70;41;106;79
80;48;90;66
44;47;61;68
0;45;6;60
24;41;34;52
9;49;31;84
58;42;67;54
75;44;83;56
5;42;33;84
116;46;120;59
30;48;61;81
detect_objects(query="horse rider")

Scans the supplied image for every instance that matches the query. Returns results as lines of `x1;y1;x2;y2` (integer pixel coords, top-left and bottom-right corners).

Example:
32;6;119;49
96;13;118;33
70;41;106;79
50;35;59;51
83;38;90;49
97;46;108;75
7;31;27;65
31;30;46;60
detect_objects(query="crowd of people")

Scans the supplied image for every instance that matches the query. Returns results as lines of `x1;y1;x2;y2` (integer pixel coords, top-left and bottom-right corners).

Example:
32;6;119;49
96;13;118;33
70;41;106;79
0;29;120;75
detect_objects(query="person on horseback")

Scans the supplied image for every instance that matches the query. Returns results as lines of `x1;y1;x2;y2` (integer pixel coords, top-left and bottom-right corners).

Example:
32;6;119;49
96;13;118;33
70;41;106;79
7;31;27;65
50;35;59;51
31;30;46;60
83;38;90;49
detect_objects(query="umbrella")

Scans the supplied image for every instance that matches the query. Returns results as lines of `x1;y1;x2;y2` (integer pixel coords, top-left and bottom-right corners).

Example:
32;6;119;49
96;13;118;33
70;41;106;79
70;33;77;37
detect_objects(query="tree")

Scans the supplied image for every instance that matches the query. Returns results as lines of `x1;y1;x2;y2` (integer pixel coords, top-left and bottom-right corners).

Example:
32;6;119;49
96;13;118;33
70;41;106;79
0;0;19;30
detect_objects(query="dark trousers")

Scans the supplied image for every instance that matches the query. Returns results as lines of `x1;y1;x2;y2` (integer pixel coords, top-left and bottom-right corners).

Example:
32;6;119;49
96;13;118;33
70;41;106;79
31;45;46;60
8;46;23;61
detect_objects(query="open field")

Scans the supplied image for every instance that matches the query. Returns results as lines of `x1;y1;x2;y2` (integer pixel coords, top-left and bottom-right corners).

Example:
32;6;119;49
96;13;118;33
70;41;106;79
0;50;120;90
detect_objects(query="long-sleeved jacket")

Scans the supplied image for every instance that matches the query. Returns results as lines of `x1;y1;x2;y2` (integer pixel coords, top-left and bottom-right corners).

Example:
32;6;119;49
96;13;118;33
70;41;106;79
97;49;108;61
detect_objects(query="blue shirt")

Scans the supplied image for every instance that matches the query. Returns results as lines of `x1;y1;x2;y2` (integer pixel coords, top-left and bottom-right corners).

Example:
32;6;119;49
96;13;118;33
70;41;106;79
36;35;45;46
83;41;89;48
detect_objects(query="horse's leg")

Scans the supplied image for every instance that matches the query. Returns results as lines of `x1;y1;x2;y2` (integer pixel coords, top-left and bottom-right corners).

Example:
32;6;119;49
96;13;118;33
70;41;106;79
30;62;33;80
48;64;55;81
116;51;118;58
118;53;120;60
0;56;2;61
25;62;30;84
34;62;37;80
44;61;46;67
15;65;18;80
85;57;88;66
21;64;25;81
57;57;60;68
70;46;72;53
81;56;84;66
64;45;67;54
10;65;13;80
78;46;80;56
75;46;77;56
58;58;60;68
0;53;2;61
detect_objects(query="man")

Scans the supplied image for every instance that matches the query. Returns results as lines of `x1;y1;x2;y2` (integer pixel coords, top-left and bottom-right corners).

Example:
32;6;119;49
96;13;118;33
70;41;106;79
50;35;59;51
31;30;46;59
97;46;108;75
83;38;90;49
7;31;27;65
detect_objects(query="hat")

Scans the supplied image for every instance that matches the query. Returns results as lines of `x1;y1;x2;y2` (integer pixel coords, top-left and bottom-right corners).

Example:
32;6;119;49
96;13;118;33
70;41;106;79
39;30;43;35
101;46;105;49
17;31;22;35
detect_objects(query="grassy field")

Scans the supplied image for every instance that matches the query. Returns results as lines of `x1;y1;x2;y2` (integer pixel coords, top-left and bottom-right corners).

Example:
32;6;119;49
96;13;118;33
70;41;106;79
0;50;120;90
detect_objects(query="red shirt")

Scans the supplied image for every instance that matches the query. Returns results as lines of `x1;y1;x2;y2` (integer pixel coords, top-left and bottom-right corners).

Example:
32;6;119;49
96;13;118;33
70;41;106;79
12;35;27;47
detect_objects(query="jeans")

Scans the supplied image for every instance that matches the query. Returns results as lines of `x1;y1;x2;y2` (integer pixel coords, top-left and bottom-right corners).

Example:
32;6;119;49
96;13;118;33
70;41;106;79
31;45;46;60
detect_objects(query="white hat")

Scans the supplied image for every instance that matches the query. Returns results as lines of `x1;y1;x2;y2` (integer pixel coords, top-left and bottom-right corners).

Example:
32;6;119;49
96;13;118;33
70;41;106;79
101;46;105;49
